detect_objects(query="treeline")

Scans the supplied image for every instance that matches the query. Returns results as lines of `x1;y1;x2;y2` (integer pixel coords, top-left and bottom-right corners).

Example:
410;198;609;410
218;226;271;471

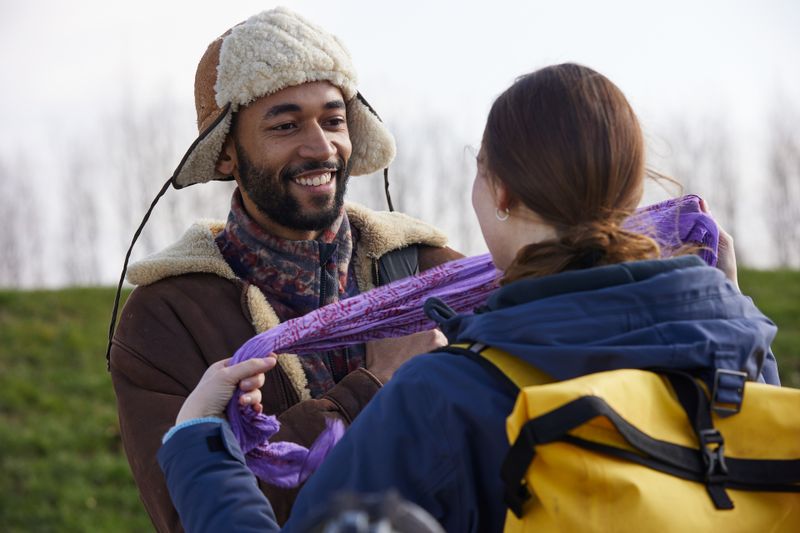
0;96;799;288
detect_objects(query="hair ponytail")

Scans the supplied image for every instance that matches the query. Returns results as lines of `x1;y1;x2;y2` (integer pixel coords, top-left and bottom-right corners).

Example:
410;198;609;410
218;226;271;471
483;63;657;283
501;219;660;284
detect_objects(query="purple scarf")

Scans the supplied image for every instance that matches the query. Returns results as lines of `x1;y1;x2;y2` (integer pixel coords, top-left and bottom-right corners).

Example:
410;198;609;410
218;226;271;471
225;194;719;488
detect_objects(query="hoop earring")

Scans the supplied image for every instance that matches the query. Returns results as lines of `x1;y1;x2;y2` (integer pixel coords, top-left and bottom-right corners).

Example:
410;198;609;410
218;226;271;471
495;208;510;221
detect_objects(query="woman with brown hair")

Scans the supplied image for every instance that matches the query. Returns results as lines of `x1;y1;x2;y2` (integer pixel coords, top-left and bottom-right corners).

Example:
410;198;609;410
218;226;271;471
159;64;779;532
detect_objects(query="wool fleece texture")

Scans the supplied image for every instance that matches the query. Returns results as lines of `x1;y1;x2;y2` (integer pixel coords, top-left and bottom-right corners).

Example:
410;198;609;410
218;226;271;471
174;7;395;188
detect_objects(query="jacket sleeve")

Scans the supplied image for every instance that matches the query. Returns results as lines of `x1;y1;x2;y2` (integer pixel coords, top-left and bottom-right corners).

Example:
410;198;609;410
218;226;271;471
283;357;465;533
260;367;383;524
759;348;781;385
110;295;210;533
110;276;386;530
158;422;281;533
418;245;464;272
109;275;265;533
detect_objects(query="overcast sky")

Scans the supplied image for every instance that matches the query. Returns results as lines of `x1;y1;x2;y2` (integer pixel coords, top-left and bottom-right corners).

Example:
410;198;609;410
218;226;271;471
1;0;798;279
3;0;798;143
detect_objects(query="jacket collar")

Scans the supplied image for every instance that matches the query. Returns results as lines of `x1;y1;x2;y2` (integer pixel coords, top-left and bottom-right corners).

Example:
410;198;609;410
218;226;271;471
125;202;447;288
485;255;705;312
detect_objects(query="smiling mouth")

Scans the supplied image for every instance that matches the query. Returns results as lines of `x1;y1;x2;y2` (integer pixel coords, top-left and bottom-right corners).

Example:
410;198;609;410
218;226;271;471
291;171;335;188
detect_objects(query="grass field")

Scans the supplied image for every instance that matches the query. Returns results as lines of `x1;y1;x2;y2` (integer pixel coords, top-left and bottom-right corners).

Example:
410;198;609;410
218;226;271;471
738;269;800;385
1;271;798;531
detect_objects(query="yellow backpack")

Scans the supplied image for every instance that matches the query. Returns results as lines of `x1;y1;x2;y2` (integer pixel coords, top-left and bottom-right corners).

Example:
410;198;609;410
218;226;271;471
454;343;800;532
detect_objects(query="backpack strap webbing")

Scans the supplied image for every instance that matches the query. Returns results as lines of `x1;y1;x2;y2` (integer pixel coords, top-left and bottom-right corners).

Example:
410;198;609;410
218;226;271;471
447;343;553;391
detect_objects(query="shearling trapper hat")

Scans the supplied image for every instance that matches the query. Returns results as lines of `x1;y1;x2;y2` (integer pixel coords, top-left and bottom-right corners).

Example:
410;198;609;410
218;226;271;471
172;7;396;189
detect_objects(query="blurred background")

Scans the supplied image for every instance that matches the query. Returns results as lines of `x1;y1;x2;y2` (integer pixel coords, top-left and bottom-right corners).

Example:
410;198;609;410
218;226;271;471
1;0;798;530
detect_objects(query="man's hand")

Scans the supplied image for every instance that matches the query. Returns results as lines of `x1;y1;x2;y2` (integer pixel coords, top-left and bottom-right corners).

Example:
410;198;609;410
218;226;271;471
365;329;448;384
176;356;277;424
700;199;739;290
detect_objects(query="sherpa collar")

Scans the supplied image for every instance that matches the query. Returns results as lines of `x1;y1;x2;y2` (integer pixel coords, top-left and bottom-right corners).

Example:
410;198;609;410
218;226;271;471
126;202;447;299
125;202;446;401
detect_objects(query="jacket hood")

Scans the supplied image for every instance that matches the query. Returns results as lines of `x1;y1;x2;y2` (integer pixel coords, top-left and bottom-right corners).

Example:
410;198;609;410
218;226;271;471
440;256;777;383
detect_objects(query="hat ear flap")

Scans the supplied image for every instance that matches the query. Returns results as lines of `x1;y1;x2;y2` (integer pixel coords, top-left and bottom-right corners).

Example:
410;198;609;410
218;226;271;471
172;106;234;189
346;96;396;176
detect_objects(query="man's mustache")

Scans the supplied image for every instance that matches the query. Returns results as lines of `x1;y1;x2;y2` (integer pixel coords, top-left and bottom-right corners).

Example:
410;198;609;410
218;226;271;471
281;159;344;181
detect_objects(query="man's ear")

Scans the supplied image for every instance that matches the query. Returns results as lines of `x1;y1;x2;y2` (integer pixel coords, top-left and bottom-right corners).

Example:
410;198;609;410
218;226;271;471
216;136;237;177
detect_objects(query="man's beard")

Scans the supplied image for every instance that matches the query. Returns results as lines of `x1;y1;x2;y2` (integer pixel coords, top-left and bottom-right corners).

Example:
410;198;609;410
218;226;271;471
235;141;350;232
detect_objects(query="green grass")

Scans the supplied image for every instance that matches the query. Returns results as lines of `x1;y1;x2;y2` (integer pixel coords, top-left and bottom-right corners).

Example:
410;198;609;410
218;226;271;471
739;269;800;387
0;288;150;533
0;274;798;531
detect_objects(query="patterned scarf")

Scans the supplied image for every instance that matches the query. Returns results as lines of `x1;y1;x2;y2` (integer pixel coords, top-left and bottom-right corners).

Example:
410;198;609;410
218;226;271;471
216;190;364;397
223;194;722;490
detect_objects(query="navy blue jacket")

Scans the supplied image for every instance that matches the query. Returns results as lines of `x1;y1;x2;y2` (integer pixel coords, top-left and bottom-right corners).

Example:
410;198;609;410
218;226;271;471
159;256;779;532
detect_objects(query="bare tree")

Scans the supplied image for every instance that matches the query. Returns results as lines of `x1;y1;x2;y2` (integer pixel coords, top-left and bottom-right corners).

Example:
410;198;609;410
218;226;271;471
106;92;188;259
662;119;707;196
103;89;237;270
375;115;481;254
62;142;101;285
658;115;740;243
766;100;800;267
0;156;23;286
0;155;41;287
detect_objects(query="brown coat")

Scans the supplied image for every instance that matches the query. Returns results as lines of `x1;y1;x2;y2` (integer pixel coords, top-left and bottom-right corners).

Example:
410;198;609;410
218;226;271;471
110;203;461;532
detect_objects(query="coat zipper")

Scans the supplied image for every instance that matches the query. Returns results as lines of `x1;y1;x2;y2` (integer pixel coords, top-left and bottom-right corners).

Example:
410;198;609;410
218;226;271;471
372;257;380;287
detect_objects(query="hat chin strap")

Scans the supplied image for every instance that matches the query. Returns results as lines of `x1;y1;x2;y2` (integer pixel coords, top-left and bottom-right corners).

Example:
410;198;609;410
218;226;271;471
106;103;234;368
105;175;172;369
106;95;396;368
356;91;394;212
383;168;394;212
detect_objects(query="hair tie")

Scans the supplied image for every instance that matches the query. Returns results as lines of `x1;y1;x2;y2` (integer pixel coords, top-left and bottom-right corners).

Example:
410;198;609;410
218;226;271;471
574;246;607;269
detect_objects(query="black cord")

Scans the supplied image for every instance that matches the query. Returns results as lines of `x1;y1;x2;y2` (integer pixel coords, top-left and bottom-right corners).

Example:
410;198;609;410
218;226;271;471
384;167;394;212
356;92;394;212
105;176;172;369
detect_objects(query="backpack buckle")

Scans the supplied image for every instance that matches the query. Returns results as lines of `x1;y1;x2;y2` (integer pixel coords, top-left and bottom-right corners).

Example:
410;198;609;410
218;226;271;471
711;369;747;418
699;428;728;480
698;428;734;509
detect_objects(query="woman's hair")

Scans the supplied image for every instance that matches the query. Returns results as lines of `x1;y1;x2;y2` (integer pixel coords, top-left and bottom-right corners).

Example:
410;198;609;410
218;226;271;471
482;63;660;284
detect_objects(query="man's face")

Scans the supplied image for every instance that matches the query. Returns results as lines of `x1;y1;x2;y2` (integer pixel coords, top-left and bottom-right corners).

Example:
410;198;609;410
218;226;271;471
229;81;353;232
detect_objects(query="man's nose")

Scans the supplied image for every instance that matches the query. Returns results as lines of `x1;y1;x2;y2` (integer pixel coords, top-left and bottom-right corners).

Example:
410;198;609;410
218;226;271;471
297;123;337;161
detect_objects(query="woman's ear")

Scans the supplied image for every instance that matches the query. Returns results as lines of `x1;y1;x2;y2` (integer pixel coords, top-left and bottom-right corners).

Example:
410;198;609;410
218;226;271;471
493;179;514;212
215;136;237;177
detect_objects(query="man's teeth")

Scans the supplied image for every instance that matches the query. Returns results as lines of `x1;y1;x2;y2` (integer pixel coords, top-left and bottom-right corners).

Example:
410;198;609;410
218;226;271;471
294;172;333;187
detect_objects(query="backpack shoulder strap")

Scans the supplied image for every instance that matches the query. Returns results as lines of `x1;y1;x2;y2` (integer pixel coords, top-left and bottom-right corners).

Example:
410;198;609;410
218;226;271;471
447;343;553;391
375;246;419;286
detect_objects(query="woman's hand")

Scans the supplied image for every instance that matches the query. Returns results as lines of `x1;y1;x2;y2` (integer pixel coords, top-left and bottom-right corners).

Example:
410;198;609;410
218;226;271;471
699;199;739;290
176;356;277;425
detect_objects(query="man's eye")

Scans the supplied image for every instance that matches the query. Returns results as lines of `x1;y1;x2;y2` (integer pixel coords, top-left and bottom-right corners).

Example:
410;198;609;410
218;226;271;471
326;117;346;127
272;123;296;131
